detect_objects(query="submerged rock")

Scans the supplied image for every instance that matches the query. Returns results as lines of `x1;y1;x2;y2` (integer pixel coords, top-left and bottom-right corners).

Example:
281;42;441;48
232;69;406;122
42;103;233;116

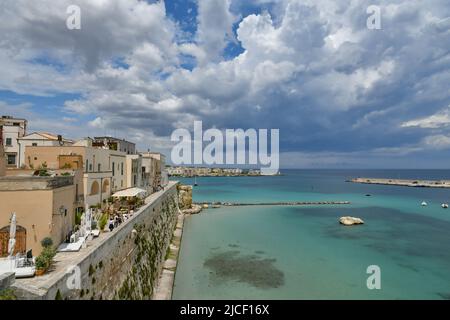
339;216;364;226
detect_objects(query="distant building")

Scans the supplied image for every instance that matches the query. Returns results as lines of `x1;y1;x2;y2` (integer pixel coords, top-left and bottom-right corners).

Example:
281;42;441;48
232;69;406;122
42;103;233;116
125;154;143;189
93;137;136;155
0;128;5;176
17;132;73;168
0;175;76;256
0;115;27;168
141;152;167;188
141;153;158;193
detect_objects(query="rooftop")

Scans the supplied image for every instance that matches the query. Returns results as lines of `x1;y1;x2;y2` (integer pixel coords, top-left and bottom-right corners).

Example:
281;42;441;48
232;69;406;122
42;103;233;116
19;132;73;143
93;136;136;144
0;175;74;191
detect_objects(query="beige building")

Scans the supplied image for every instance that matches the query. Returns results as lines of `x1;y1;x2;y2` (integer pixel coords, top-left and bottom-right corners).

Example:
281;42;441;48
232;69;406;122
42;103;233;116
125;154;143;189
24;139;127;208
0;175;75;256
141;153;158;193
1;116;27;168
0;129;5;177
17;132;73;168
141;152;169;191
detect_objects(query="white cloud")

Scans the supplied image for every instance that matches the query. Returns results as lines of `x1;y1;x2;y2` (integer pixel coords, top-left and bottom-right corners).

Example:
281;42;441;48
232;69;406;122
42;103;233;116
401;106;450;128
422;134;450;150
0;0;449;165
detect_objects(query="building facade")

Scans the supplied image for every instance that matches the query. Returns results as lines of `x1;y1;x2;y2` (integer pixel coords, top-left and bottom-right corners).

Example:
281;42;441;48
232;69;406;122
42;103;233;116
0;127;5;177
0;176;75;256
24;142;118;208
17;132;73;168
125;154;143;189
0;116;27;168
93;137;136;155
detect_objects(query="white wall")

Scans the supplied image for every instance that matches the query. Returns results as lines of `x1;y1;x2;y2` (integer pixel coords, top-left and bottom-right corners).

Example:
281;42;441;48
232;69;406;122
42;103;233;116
2;126;21;166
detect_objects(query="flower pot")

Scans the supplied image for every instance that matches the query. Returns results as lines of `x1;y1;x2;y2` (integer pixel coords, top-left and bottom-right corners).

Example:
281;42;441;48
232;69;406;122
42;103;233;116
35;269;46;276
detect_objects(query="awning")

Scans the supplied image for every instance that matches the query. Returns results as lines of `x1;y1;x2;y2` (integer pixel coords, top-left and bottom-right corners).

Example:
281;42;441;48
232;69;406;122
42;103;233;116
112;187;147;198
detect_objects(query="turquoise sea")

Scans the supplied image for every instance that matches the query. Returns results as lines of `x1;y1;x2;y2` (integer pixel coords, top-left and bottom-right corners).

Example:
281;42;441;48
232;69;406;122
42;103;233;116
172;170;450;299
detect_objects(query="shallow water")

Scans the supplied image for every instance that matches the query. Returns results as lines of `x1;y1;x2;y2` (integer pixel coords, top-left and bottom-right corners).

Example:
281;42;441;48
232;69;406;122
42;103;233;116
172;170;450;299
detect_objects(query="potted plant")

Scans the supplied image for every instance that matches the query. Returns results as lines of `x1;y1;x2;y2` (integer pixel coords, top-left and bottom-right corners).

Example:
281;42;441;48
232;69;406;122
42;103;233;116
35;255;47;276
34;238;57;276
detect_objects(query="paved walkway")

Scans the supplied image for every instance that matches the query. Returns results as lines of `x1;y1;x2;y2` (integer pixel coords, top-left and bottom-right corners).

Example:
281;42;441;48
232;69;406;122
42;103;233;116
153;212;185;300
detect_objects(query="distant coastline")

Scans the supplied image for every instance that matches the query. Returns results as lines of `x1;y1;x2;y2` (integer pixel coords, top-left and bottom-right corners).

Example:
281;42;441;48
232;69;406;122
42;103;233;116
167;166;281;177
349;177;450;188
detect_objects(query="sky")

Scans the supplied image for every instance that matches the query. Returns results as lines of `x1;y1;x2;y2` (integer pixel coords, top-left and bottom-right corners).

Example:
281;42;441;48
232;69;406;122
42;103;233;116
0;0;449;168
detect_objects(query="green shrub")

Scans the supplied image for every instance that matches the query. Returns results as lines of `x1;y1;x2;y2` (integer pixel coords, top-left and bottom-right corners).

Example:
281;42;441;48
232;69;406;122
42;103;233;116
36;247;57;271
35;255;47;270
55;289;63;300
41;237;53;248
0;289;16;300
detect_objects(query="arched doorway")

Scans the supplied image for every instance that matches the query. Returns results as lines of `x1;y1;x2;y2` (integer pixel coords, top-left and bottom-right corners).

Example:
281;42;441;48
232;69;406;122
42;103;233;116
0;225;27;257
102;179;110;193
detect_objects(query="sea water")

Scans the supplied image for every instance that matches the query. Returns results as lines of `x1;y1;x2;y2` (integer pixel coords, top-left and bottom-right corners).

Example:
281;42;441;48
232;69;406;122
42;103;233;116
172;170;450;299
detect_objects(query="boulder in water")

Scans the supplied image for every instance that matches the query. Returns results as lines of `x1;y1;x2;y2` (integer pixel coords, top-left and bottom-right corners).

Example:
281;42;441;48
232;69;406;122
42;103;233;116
339;216;364;226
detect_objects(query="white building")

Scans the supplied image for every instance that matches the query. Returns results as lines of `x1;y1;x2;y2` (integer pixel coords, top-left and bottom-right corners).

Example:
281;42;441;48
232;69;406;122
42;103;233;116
18;132;73;168
126;154;143;189
0;115;27;168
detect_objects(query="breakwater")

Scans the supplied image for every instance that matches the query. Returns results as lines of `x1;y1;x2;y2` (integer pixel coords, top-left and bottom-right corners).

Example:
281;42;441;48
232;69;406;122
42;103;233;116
349;177;450;188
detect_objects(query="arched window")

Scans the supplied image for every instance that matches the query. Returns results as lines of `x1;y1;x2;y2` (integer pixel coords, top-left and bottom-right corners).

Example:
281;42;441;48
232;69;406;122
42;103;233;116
102;179;110;193
90;181;99;195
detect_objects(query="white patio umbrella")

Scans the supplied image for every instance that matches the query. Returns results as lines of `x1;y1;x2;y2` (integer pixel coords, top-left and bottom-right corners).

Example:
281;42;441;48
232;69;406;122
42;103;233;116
7;212;16;257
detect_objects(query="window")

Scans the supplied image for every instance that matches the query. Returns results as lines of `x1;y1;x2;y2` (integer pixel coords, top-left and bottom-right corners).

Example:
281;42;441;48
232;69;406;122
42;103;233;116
89;164;93;172
5;138;12;146
98;164;101;172
32;143;38;147
121;163;124;175
112;162;115;176
7;154;16;165
85;160;88;171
